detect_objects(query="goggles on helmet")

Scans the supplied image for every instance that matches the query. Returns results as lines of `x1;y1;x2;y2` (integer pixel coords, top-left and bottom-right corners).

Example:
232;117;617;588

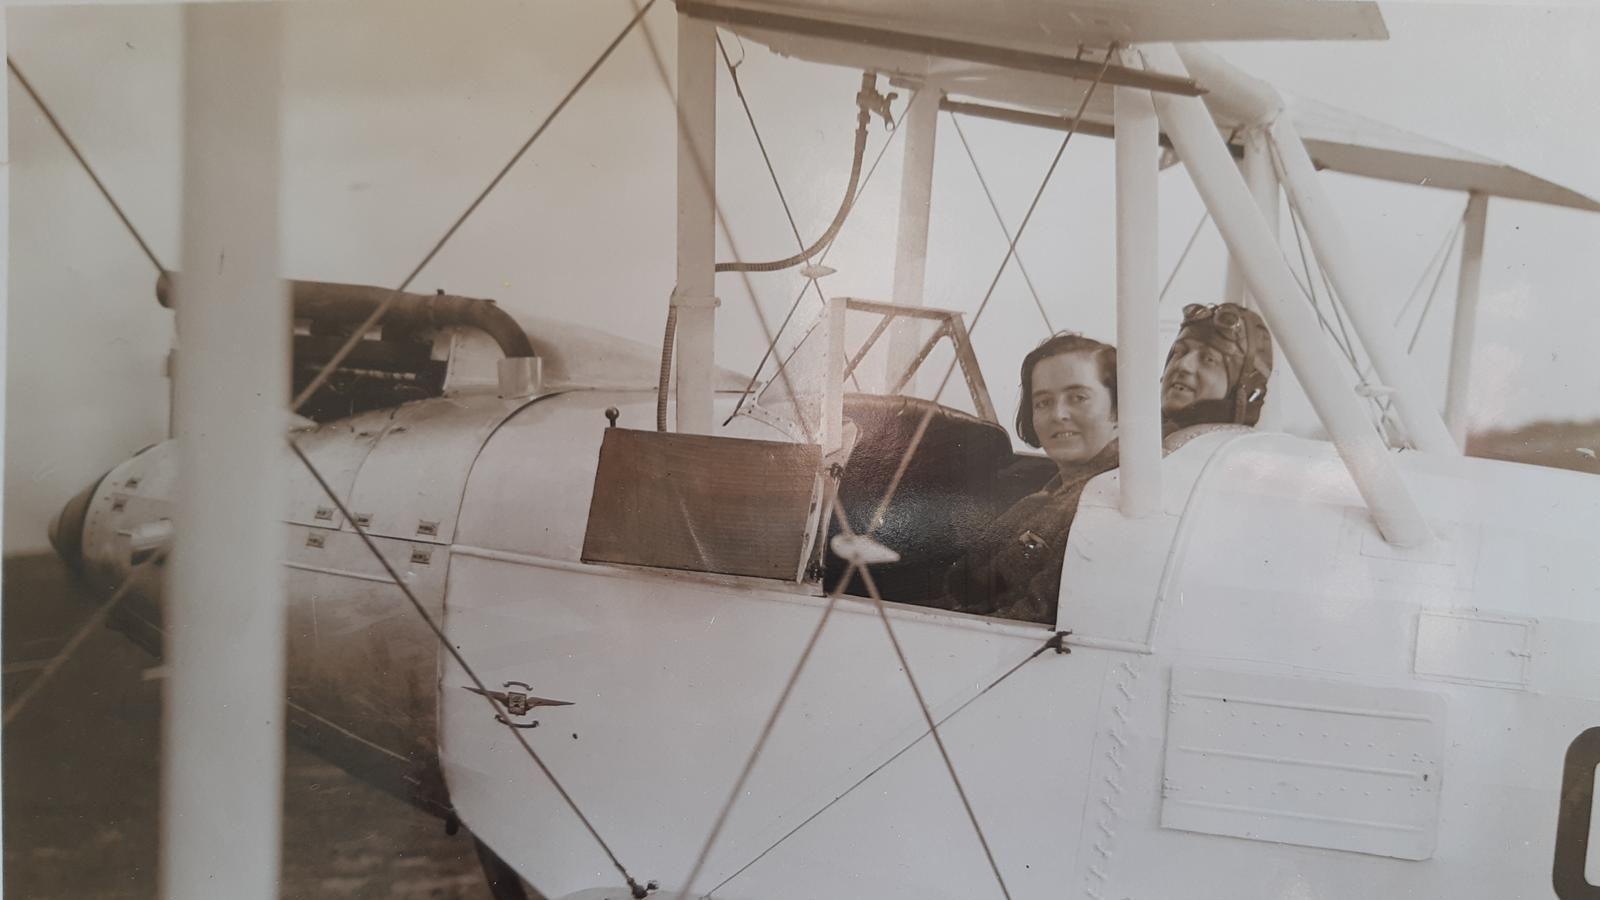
1181;303;1247;340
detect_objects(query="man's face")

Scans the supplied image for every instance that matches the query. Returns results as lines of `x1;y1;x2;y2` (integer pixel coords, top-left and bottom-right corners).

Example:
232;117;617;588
1161;337;1231;413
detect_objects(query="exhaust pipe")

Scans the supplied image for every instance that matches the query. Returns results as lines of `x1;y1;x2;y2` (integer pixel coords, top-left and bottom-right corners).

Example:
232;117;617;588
155;272;536;362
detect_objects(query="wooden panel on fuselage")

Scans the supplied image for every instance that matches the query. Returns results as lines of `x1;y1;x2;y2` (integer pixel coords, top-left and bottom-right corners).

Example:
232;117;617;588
582;428;822;581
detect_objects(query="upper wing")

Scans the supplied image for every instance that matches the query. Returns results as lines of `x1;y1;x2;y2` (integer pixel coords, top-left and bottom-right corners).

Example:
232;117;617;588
693;0;1388;51
1285;95;1600;212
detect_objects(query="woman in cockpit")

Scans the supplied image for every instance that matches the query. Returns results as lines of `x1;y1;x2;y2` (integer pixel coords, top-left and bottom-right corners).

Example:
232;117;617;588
945;333;1120;624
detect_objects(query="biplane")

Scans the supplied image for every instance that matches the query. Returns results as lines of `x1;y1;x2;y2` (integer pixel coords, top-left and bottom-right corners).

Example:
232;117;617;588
29;1;1600;899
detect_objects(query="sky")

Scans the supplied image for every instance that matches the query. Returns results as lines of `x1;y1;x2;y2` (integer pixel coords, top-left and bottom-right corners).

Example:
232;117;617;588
5;0;1599;552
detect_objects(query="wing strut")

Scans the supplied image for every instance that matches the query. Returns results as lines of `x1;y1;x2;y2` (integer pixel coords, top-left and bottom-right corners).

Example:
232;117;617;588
163;8;289;898
1445;192;1490;448
1142;43;1432;547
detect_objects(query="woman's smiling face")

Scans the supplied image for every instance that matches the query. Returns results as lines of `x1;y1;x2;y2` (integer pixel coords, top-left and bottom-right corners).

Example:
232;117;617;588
1030;351;1117;467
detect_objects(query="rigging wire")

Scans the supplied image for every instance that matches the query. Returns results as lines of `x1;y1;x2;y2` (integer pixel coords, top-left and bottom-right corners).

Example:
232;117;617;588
716;32;821;268
712;71;873;274
8;58;166;274
1277;186;1404;436
288;438;651;899
683;45;1114;879
1284;199;1362;372
629;5;817;446
292;0;658;413
841;512;1013;900
701;626;1069;898
1158;210;1211;306
1265;136;1364;375
3;549;167;726
1407;222;1464;354
721;121;906;427
948;111;1053;333
876;46;1118;529
1394;209;1469;327
0;60;183;727
672;561;851;900
21;8;661;891
959;48;1117;346
710;32;881;428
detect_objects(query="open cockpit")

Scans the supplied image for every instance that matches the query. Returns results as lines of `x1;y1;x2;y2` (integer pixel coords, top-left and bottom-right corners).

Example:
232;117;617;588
581;296;1084;622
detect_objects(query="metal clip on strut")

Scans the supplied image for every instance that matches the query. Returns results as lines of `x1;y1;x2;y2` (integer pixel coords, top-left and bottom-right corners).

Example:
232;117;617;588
856;71;898;131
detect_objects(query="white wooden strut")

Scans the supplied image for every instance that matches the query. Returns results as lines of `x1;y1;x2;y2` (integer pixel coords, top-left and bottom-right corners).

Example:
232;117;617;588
1113;66;1163;518
1142;43;1430;547
886;84;940;395
674;13;718;435
163;6;289;899
1445;191;1489;449
1176;45;1456;457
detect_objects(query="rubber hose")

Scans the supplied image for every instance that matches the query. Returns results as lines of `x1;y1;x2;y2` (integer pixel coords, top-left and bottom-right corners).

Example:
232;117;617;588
714;106;871;274
656;303;677;432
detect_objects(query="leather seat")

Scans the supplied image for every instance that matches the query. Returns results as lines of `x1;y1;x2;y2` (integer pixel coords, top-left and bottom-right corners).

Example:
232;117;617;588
824;394;1055;605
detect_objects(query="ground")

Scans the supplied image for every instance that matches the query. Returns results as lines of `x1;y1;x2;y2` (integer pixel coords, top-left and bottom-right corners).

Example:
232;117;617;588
2;553;493;900
1464;419;1600;477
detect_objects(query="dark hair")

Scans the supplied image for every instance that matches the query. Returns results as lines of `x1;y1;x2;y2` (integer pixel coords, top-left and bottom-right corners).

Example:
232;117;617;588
1015;333;1118;447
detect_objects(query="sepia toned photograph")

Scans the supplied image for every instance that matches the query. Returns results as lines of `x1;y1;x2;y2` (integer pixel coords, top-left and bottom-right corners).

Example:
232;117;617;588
4;1;1599;898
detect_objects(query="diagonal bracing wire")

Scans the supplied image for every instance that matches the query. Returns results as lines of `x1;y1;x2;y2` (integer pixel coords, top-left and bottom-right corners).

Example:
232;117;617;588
288;438;651;899
723;121;906;427
1265;137;1372;384
878;46;1118;531
685;47;1121;875
8;58;168;275
948;111;1053;333
628;4;819;445
1393;208;1468;327
17;10;662;893
3;549;168;726
716;33;826;274
1158;210;1211;306
292;0;659;412
835;507;1014;900
11;53;148;262
712;31;871;427
701;626;1068;898
671;563;850;900
1;59;186;726
1407;222;1464;354
959;49;1118;347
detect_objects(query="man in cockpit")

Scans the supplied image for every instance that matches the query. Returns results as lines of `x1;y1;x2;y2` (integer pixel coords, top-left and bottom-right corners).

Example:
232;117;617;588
1161;302;1274;431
